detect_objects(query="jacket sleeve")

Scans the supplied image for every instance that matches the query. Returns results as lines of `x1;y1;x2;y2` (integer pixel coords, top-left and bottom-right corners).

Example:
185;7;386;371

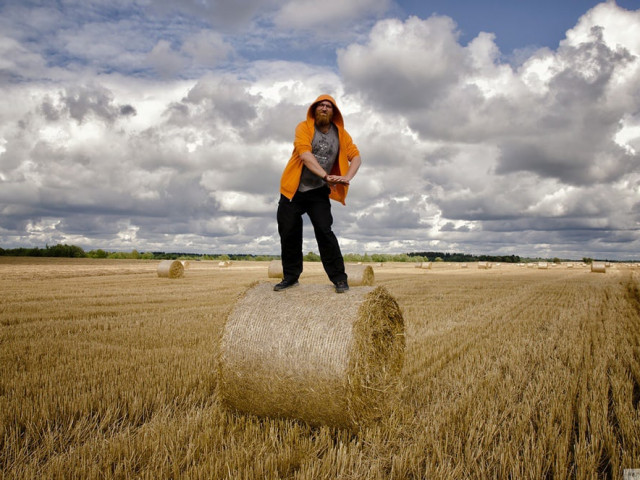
293;121;314;156
342;130;360;161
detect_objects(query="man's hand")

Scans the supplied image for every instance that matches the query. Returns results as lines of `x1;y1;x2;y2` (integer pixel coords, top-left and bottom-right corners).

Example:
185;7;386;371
326;175;350;185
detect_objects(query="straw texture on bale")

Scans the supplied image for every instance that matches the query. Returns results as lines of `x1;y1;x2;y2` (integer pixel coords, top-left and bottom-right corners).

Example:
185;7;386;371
217;282;405;429
345;264;374;286
157;260;184;278
267;260;283;279
591;262;606;273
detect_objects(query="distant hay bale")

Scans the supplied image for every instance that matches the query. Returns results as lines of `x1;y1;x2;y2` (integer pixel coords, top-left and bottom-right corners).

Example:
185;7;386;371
591;262;606;273
460;263;468;269
180;260;190;269
477;262;490;270
538;262;548;269
346;264;374;286
267;260;283;279
157;260;184;279
217;283;405;429
218;261;231;268
418;262;432;270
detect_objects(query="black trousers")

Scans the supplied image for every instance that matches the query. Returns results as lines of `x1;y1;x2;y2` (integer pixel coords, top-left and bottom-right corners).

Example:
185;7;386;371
277;187;347;284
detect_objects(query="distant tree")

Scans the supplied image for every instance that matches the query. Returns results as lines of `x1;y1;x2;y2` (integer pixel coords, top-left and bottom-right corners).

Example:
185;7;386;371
88;249;108;258
303;251;321;262
253;255;279;261
46;243;86;258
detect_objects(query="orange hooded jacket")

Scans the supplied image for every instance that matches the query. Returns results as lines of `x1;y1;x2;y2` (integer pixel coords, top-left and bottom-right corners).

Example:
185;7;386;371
279;94;360;205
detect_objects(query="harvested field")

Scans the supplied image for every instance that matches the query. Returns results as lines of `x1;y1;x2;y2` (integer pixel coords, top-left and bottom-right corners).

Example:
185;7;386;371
1;258;639;479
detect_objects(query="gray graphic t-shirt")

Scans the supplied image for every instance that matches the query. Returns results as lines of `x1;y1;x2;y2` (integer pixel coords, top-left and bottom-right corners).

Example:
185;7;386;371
298;123;339;192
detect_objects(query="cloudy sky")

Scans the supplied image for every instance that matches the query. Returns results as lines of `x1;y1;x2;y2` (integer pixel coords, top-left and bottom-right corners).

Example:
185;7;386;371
1;0;639;260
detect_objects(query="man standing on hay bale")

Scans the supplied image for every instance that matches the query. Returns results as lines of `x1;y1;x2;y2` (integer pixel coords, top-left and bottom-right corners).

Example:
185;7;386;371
275;94;361;293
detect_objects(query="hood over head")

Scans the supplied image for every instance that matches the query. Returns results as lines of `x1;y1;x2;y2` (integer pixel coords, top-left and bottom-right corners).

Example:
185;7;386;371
307;94;344;128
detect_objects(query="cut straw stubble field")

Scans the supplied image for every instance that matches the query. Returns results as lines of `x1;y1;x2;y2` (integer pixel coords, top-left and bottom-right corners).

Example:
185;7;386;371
1;258;639;479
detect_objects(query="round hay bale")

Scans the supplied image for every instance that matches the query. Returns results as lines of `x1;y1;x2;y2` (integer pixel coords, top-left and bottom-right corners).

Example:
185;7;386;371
218;261;231;268
419;262;432;270
180;260;190;269
267;259;283;279
538;262;548;269
157;260;184;279
345;264;374;286
217;283;405;429
591;262;606;273
477;261;489;269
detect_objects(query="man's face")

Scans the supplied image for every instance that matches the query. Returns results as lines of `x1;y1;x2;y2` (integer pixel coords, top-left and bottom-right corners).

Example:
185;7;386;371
314;101;334;127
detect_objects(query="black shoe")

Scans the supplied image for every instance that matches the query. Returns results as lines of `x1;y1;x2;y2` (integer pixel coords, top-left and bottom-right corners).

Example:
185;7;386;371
335;280;349;293
273;279;299;291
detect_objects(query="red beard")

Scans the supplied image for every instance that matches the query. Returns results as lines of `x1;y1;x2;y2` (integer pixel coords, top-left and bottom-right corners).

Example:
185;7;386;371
315;110;333;128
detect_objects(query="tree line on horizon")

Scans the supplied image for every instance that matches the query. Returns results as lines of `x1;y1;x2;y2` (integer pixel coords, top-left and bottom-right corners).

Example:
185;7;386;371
0;243;624;264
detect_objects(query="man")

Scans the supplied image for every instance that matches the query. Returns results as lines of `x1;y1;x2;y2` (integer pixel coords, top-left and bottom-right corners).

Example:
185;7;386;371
274;94;361;293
